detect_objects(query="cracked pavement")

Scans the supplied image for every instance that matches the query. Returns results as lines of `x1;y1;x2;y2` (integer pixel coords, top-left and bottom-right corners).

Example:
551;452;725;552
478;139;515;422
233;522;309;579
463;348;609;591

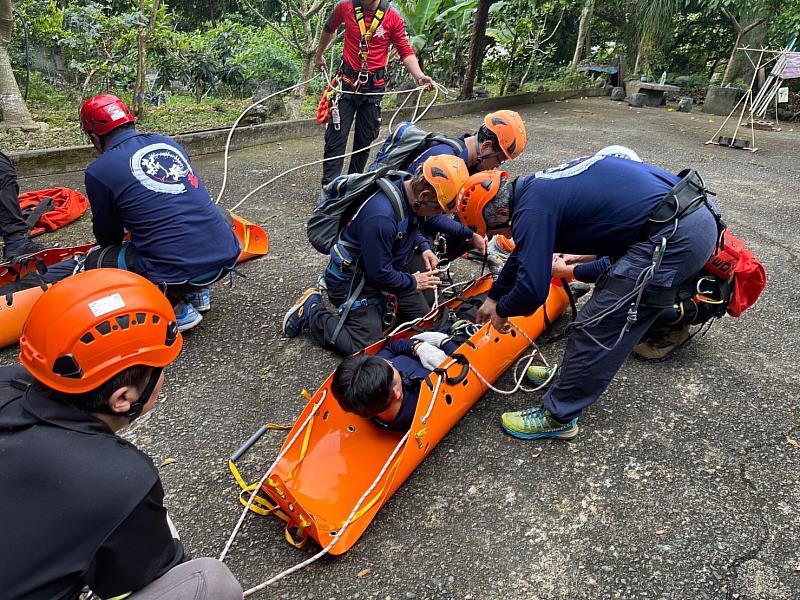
4;97;799;599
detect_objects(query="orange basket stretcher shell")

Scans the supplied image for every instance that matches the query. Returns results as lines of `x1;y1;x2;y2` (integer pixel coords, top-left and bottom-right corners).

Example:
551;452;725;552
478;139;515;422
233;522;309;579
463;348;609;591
230;212;269;262
231;276;569;555
0;214;268;350
0;286;48;349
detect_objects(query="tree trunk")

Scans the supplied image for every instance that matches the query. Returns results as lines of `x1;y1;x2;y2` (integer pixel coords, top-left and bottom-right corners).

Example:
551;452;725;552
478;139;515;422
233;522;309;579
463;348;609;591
289;53;315;120
134;0;147;117
0;0;37;129
133;0;161;118
721;29;743;85
570;0;595;69
461;0;493;99
500;27;518;96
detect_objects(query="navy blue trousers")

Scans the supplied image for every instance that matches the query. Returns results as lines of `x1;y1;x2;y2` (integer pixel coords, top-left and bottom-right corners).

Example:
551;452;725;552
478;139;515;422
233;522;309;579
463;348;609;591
543;208;719;422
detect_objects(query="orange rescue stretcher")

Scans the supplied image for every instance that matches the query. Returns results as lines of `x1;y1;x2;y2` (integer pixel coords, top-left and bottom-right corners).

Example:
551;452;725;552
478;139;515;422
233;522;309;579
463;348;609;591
0;212;268;349
228;276;569;555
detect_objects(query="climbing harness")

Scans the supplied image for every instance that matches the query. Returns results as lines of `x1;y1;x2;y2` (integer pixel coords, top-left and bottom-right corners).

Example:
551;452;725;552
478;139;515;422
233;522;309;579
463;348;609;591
569;169;723;352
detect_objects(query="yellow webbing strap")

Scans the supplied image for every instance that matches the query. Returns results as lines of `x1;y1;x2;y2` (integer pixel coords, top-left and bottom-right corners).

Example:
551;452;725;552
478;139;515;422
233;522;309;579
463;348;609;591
284;515;311;548
285;408;316;483
227;423;291;517
354;2;385;64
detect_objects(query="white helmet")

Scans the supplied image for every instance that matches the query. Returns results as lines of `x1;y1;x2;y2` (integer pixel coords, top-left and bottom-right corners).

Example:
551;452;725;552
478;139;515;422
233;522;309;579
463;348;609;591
595;145;642;162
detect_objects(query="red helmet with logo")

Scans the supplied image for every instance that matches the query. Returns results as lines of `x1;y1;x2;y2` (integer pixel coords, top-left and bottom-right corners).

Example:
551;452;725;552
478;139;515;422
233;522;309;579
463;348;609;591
80;94;136;137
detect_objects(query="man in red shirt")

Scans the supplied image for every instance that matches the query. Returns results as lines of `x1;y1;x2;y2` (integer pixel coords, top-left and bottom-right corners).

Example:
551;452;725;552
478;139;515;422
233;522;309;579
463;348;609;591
315;0;433;185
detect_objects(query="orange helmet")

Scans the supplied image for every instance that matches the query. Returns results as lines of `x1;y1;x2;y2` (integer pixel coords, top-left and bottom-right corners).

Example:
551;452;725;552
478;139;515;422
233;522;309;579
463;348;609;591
422;155;470;213
456;170;508;236
20;269;182;394
484;110;527;160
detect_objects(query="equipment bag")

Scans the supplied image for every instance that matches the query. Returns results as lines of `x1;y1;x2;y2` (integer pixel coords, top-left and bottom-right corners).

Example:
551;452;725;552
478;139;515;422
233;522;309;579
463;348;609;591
18;187;89;236
722;233;766;317
368;121;466;173
307;168;409;255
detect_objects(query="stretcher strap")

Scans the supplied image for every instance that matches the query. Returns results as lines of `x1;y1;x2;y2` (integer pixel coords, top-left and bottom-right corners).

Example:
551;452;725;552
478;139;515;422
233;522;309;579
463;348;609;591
220;395;326;562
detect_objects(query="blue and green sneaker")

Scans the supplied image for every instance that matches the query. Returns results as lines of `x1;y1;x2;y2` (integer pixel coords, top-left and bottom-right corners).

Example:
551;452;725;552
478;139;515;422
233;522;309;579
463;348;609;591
501;406;579;440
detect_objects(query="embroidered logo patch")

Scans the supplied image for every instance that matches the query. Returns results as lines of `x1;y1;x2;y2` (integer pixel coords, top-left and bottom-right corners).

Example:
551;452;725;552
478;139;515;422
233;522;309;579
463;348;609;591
130;143;199;194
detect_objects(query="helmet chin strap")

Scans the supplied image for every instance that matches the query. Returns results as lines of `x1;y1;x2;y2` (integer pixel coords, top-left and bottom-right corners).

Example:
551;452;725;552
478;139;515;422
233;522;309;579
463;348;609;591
125;367;163;422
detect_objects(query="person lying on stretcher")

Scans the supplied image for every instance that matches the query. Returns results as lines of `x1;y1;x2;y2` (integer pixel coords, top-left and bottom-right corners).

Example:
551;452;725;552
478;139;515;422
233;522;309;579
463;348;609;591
331;331;461;432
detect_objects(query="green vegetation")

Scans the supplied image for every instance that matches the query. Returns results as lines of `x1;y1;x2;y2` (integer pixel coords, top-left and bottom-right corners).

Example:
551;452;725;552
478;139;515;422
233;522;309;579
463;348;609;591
0;0;797;151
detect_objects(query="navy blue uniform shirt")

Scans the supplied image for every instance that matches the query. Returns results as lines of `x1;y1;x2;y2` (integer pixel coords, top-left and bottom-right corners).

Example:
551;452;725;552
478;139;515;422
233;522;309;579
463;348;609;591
407;135;470;174
85;129;240;285
337;177;474;295
372;338;460;431
490;156;680;317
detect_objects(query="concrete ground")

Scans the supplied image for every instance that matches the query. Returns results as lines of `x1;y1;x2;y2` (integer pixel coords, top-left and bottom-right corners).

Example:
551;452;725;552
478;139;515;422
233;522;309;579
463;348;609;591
5;97;799;599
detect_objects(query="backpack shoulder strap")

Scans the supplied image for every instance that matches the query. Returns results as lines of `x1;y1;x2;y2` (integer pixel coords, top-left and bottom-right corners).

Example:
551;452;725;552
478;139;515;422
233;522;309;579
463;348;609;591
376;177;408;224
435;135;467;154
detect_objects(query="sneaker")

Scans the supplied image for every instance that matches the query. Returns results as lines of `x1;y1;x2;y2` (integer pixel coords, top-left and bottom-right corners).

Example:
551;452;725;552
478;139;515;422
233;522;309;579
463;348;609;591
173;301;203;331
501;406;579;440
633;325;691;361
186;288;212;312
283;288;322;338
526;365;558;385
2;236;44;262
449;319;481;338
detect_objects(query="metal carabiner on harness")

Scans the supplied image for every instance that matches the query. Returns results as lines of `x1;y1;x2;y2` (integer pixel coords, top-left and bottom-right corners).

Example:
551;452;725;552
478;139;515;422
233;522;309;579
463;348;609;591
356;68;370;86
330;94;341;131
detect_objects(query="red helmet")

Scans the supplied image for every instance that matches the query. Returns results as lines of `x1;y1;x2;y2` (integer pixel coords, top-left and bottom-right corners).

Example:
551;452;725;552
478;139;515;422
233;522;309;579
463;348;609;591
80;94;136;137
456;170;508;236
20;269;182;394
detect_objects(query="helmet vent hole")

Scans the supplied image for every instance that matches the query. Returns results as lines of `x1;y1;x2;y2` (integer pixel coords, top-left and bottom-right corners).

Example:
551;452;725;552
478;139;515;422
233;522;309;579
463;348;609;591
152;315;160;325
52;355;83;378
80;332;95;345
135;312;146;325
95;321;111;336
115;315;130;330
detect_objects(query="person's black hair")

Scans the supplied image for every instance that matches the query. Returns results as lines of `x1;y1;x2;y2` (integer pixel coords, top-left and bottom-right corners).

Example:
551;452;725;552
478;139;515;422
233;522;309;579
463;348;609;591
58;365;152;413
331;355;394;419
99;121;136;144
476;124;501;154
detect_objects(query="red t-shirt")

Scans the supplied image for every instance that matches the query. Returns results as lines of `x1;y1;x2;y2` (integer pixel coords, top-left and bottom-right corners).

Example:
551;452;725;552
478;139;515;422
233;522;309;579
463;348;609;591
324;1;414;73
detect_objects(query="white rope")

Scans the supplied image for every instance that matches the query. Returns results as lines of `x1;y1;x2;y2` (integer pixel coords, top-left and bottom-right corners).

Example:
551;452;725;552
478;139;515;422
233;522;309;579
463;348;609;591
214;74;322;205
241;372;445;595
218;391;327;562
242;418;415;596
227;82;443;213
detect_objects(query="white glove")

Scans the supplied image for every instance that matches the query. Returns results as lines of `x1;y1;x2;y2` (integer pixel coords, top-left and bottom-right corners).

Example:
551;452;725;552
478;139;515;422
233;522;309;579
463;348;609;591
415;342;448;370
410;331;450;348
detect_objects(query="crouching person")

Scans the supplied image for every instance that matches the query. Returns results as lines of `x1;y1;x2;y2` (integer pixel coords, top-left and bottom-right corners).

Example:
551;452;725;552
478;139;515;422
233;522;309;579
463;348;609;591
0;269;242;600
284;155;483;356
79;94;241;331
332;332;457;431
